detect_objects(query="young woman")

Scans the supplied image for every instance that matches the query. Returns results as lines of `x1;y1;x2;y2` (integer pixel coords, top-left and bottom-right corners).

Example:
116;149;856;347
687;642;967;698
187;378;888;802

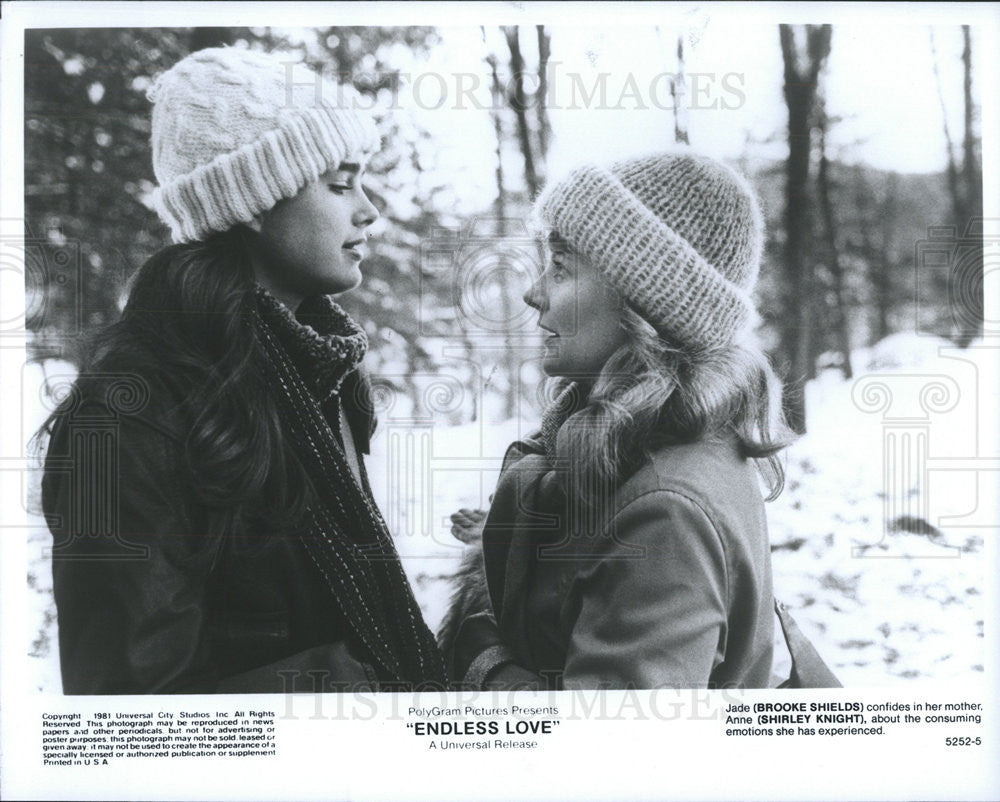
447;151;794;690
39;47;446;694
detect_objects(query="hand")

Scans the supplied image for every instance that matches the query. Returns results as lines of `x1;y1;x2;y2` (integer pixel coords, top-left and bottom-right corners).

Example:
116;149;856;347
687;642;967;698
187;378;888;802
449;508;487;544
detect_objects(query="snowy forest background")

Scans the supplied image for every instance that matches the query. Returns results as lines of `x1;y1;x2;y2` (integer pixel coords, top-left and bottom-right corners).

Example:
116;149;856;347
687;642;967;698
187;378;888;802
22;22;991;691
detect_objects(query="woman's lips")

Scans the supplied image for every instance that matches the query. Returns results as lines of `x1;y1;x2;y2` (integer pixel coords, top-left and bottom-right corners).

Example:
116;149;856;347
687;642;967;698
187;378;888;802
539;325;559;354
342;240;365;260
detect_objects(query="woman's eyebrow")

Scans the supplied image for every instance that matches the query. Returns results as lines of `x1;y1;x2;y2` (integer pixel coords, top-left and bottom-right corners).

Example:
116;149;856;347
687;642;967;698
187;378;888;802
322;162;364;182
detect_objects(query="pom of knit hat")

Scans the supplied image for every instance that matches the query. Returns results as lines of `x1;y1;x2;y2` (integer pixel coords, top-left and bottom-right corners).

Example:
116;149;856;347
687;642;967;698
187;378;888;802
148;47;380;243
536;151;764;349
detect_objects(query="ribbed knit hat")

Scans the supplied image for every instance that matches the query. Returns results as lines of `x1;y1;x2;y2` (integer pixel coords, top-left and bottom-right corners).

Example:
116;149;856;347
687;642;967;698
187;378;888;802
148;47;380;243
536;151;764;349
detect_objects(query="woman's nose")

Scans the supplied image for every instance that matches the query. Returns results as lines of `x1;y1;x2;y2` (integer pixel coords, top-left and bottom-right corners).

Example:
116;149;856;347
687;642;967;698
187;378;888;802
523;275;546;311
353;190;379;228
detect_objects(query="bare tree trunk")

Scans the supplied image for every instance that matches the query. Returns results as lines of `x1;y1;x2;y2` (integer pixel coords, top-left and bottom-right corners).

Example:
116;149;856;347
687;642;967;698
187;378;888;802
961;25;981;218
535;25;552;164
954;24;983;348
404;344;424;418
656;26;690;145
671;33;690;144
487;53;519;422
503;26;540;198
876;173;899;342
778;23;831;434
854;165;895;343
930;30;963;223
817;117;852;378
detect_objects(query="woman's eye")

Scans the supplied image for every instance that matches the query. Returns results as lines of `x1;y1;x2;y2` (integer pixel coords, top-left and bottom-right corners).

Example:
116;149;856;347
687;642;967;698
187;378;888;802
328;173;359;194
549;253;570;274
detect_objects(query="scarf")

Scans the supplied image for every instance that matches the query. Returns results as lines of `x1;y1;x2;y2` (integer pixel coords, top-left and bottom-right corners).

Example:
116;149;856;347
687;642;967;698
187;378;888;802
253;288;447;688
538;380;587;463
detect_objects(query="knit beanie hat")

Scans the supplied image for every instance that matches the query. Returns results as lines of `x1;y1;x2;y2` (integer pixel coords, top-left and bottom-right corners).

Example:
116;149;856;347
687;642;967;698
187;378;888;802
536;151;764;349
148;47;379;243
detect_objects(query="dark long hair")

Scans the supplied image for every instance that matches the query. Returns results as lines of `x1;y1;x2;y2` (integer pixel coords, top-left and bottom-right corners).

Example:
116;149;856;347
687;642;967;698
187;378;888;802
38;227;310;536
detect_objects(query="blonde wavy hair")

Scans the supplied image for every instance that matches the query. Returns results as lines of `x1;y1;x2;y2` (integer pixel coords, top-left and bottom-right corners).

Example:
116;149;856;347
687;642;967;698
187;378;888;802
550;305;794;504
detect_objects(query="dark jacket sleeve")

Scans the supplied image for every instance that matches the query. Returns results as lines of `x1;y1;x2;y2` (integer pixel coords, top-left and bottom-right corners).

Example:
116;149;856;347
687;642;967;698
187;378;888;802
43;400;375;695
44;400;220;694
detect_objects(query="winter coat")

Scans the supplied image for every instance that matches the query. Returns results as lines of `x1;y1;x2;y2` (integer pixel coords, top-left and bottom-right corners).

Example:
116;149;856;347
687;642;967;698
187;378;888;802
41;360;389;694
471;432;775;690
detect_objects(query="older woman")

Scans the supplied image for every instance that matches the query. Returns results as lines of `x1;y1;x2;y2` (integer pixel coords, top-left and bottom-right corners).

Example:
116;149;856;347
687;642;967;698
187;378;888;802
449;151;795;690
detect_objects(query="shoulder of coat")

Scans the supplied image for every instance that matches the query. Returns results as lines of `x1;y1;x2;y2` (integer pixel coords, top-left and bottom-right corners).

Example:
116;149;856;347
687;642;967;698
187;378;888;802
614;437;758;512
60;351;190;445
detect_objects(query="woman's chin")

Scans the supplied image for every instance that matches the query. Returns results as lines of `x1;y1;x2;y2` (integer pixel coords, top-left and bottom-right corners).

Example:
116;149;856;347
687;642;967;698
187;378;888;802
322;266;363;295
540;358;564;378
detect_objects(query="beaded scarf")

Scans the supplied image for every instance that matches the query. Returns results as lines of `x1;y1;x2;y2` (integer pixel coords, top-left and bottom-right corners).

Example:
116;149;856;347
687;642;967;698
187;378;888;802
253;288;447;688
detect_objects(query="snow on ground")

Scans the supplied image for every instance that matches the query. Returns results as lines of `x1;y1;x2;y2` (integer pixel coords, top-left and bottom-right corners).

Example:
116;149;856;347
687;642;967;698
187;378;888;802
767;334;993;685
21;333;993;691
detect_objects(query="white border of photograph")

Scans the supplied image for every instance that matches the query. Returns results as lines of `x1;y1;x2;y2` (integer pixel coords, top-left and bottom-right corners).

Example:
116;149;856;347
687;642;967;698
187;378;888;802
2;2;998;800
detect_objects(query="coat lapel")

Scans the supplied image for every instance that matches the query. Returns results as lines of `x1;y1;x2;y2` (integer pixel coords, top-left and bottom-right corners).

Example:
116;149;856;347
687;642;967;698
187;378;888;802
481;444;564;666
